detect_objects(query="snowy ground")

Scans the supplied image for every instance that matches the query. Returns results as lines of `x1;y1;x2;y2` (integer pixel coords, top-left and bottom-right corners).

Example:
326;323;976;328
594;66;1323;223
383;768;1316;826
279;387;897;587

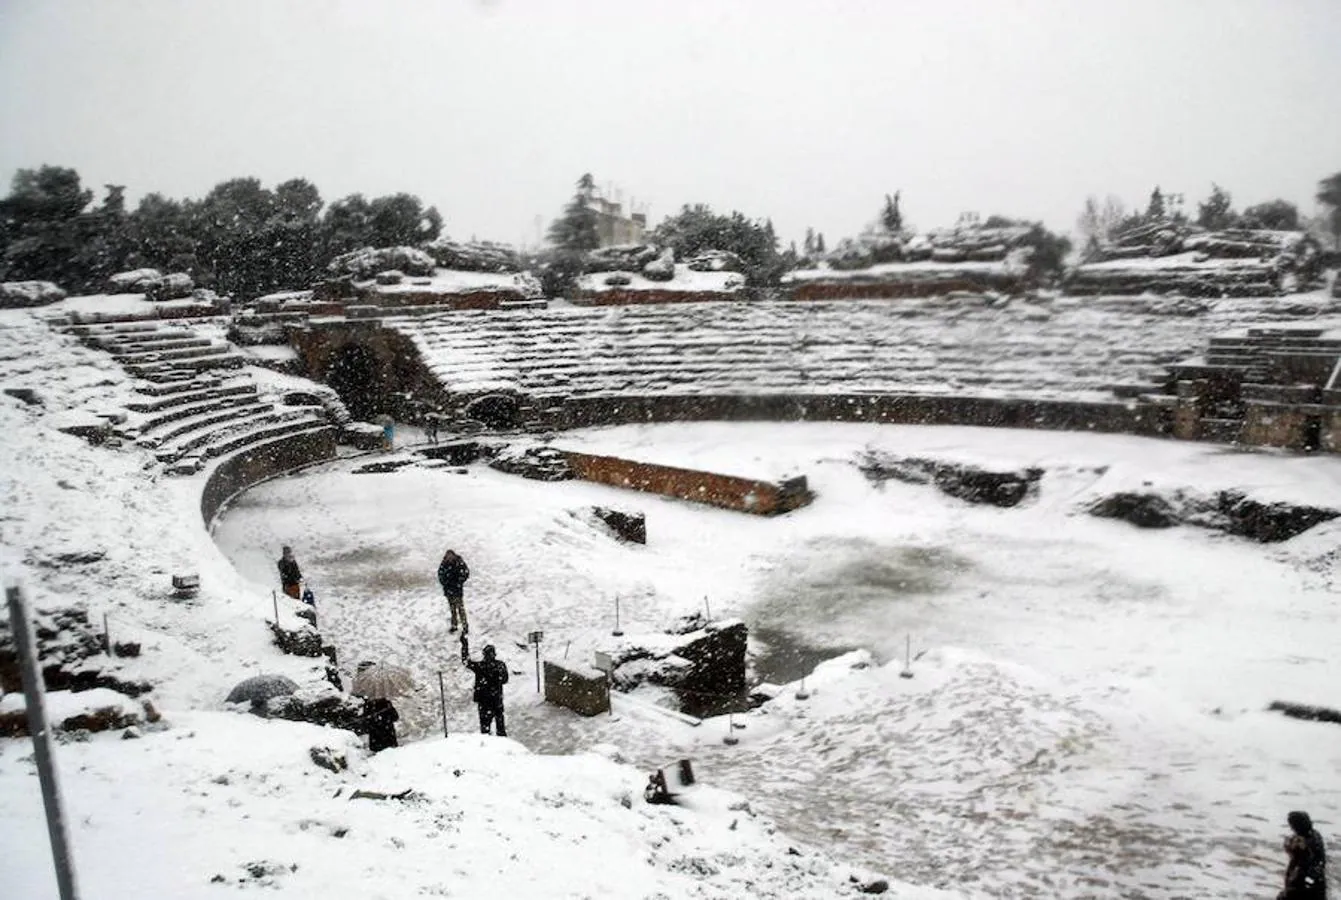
207;422;1341;898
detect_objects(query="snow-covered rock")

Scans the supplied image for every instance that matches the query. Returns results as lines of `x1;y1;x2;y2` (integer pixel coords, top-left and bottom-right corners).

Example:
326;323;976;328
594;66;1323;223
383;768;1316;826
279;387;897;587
0;280;66;308
642;247;675;282
327;246;436;279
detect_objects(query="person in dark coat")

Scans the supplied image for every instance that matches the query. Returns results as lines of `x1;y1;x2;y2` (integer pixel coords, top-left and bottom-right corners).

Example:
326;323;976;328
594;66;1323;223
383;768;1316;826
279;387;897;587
460;634;508;736
1280;810;1328;899
437;549;470;634
364;697;400;753
277;546;302;599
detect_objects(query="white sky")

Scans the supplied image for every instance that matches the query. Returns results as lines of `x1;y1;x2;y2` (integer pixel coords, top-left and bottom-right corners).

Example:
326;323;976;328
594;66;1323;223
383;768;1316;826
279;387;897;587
1;0;1338;247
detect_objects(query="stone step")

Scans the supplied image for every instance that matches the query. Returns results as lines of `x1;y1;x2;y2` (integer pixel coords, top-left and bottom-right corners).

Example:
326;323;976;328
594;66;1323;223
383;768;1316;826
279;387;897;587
138;398;271;442
127;382;257;414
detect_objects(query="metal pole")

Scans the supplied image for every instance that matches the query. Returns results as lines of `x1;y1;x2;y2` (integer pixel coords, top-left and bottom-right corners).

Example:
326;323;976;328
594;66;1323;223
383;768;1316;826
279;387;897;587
271;590;279;625
436;671;448;737
612;596;623;637
6;583;82;900
534;642;541;693
102;612;110;656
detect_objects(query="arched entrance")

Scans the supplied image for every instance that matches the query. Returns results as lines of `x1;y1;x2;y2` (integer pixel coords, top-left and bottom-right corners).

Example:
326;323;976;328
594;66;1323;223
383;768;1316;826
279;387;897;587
326;343;382;421
464;393;522;430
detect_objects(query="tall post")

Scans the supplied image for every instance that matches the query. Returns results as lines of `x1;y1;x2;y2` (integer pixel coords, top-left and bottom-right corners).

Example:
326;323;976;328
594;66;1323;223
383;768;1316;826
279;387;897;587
6;583;82;900
534;642;541;693
271;590;279;625
436;671;448;738
612;595;623;637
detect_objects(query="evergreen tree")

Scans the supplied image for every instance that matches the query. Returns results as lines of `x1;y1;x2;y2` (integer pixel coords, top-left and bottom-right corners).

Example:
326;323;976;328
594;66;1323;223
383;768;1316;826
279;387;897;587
1197;183;1237;229
803;227;815;255
1146;186;1165;221
1314;171;1341;249
815;232;826;254
546;173;600;252
881;191;902;233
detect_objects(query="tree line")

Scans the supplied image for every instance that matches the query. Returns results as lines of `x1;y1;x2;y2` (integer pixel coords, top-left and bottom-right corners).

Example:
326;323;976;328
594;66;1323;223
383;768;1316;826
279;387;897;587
1076;176;1341;260
0;165;442;299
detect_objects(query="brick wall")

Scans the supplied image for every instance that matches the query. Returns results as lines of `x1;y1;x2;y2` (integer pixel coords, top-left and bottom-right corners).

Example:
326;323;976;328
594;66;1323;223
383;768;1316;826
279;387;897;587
563;450;812;516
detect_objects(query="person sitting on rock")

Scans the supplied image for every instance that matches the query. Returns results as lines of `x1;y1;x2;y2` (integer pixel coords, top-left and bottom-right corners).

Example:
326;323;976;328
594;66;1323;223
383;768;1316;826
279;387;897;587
277;546;302;600
1280;810;1327;899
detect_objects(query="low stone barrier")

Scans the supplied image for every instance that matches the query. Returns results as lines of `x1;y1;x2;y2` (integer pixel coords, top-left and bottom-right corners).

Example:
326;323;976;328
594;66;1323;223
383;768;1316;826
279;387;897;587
544;393;1166;439
201;428;337;524
562;450;811;516
543;661;610;716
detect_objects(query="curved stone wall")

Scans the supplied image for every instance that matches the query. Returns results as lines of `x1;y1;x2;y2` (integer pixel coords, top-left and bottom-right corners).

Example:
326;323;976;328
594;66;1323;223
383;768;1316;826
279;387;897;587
538;392;1170;437
201;427;337;525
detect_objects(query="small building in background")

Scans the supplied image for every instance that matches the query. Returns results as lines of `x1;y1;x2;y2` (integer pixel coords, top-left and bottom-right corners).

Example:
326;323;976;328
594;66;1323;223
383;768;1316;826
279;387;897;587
588;191;648;247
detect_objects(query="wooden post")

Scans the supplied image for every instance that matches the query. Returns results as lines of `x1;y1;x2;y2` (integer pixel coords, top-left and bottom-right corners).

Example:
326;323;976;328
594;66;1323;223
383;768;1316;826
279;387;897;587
6;583;83;900
436;671;448;738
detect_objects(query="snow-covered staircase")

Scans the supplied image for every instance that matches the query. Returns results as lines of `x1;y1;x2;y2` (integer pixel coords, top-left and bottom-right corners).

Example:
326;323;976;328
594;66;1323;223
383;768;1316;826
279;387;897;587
57;319;335;475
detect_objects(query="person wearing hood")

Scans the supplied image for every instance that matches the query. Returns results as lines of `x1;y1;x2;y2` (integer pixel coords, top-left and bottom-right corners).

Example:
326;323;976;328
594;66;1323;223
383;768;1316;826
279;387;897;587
277;546;302;599
460;633;508;736
437;548;470;634
1280;810;1328;899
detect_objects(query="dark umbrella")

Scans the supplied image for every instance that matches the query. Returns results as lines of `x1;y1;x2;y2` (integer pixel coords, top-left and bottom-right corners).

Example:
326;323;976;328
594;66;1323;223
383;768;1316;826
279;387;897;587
226;674;299;707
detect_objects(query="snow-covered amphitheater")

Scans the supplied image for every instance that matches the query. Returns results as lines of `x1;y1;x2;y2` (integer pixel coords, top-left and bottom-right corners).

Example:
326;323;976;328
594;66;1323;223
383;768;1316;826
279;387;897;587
3;278;1340;899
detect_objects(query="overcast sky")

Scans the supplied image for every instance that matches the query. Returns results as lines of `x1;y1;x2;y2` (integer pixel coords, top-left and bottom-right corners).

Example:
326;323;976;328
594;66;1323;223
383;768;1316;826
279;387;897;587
1;0;1338;247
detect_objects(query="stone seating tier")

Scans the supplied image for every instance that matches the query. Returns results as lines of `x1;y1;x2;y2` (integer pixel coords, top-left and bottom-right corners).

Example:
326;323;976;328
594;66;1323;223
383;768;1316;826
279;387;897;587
383;297;1335;410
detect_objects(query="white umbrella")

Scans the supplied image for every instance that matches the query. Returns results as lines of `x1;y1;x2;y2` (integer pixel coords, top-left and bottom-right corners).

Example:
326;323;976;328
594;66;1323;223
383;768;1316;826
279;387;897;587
350;662;414;700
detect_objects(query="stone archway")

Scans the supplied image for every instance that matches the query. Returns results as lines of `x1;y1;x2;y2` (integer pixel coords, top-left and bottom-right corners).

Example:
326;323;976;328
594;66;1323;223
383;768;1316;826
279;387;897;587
464;393;522;430
326;343;382;421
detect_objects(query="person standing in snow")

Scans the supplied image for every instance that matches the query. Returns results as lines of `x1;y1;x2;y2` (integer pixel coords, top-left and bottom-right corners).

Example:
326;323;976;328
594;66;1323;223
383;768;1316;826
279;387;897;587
424;410;440;445
277;545;302;599
437;548;470;634
363;697;400;753
460;634;508;736
1279;810;1327;899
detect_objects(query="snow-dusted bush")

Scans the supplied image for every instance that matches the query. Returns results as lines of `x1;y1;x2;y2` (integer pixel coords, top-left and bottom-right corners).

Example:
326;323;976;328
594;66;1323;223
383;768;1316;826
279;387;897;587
642;248;675;282
374;269;404;285
327;246;436;279
0;280;66;308
422;237;521;273
106;268;162;294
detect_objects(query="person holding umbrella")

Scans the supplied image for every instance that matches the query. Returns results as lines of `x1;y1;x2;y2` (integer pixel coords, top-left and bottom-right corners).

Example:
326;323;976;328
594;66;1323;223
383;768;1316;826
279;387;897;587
352;660;413;753
460;634;508;737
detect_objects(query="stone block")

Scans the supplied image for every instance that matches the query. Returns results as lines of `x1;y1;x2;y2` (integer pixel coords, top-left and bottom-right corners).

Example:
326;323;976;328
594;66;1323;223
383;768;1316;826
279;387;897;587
172;573;200;600
543;661;610;716
1240;401;1317;450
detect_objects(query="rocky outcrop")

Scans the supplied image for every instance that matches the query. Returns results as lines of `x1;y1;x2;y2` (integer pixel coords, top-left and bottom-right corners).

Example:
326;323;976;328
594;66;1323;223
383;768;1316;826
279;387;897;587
0;606;153;697
106;268;163;293
585;244;660;274
144;272;195;301
422;238;522;273
858;452;1043;507
606;619;748;706
259;684;366;733
327;246;436;279
591;507;646;544
642;248;675;282
1;280;67;308
1088;488;1339;542
489;445;573;481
